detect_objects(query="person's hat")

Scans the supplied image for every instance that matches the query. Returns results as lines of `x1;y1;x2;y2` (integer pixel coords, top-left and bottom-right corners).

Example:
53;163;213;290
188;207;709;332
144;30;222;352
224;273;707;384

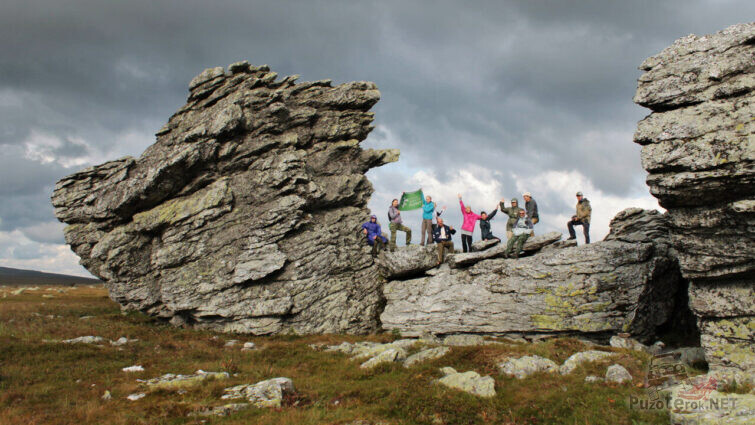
511;198;519;203
523;192;531;197
370;215;376;219
576;191;583;196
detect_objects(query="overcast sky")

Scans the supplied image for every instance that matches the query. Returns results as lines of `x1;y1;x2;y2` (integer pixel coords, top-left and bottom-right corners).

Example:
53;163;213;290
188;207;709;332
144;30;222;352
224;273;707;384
1;1;752;277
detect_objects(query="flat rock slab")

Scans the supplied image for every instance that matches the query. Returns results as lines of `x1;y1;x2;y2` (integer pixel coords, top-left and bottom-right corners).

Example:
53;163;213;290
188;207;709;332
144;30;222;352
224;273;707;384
376;245;438;279
437;367;496;398
559;351;616;375
471;239;500;252
404;346;450;367
140;370;229;391
499;355;558;379
521;231;562;252
222;377;295;408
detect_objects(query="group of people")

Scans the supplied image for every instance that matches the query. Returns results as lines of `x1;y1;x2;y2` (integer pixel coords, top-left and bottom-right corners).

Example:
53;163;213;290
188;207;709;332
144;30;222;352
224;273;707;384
361;190;591;265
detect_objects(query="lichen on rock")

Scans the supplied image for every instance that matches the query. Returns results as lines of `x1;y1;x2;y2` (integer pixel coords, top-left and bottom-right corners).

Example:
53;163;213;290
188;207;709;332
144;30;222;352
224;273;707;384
52;61;398;335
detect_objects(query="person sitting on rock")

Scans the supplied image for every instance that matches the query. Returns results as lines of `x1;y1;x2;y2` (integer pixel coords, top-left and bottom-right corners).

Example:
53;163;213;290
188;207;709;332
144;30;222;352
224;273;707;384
388;198;412;251
458;194;482;253
420;190;446;246
567;191;591;244
499;197;524;240
522;192;539;235
505;209;533;259
432;217;456;265
479;207;500;241
361;215;388;258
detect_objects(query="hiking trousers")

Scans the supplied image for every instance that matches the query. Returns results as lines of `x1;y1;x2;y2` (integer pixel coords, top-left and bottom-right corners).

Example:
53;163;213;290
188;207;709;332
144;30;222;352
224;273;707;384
420;218;434;245
437;241;454;263
506;233;529;256
568;219;590;244
389;222;411;251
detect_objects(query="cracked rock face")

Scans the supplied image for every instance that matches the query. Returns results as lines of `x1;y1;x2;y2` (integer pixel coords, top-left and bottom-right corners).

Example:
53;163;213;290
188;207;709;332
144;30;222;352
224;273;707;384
633;23;754;383
380;209;683;340
52;61;398;335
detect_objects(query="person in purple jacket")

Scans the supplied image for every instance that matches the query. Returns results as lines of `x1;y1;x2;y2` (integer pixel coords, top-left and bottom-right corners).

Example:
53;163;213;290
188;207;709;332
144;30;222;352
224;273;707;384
361;215;388;257
458;194;482;253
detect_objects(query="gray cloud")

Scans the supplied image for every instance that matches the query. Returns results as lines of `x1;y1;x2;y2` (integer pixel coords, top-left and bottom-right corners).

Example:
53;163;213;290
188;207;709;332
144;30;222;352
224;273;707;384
1;0;753;271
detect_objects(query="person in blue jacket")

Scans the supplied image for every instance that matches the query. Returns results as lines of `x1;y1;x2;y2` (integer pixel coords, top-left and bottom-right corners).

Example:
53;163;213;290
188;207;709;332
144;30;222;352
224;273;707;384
420;191;446;246
362;215;388;257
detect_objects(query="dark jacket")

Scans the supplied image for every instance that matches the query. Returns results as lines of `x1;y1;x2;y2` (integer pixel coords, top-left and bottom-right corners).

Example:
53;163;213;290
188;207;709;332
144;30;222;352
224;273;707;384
479;208;497;240
525;198;539;220
432;224;456;242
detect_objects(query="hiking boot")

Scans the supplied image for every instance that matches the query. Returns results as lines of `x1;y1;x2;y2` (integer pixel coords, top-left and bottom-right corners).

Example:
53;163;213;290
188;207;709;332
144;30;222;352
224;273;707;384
513;251;519;259
567;236;576;240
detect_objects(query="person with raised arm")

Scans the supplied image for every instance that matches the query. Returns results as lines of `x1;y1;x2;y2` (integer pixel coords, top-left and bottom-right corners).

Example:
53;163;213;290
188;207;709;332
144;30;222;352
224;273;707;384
458;194;481;253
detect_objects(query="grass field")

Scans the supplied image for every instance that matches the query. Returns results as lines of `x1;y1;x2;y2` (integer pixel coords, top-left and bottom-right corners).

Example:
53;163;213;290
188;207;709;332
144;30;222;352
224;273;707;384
0;285;673;425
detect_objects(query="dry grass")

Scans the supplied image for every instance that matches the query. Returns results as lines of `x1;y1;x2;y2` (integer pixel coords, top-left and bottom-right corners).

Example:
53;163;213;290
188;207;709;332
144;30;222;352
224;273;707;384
0;285;669;425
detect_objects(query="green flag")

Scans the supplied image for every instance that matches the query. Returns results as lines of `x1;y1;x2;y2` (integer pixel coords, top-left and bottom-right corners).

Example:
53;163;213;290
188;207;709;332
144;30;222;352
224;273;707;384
398;189;424;211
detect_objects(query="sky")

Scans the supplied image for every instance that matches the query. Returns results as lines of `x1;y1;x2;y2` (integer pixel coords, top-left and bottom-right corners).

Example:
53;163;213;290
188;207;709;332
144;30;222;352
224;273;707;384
1;1;753;277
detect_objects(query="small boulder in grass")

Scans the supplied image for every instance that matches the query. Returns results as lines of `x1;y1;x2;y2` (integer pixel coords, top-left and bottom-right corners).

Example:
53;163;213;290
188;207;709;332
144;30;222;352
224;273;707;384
224;340;239;347
605;364;633;384
241;342;256;351
122;365;144;373
499;355;559;379
127;393;145;401
62;336;106;344
101;390;112;400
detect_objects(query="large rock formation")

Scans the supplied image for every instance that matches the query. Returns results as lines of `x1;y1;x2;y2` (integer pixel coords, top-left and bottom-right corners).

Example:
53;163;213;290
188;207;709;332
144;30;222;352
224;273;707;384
380;208;684;341
52;61;398;334
633;23;754;383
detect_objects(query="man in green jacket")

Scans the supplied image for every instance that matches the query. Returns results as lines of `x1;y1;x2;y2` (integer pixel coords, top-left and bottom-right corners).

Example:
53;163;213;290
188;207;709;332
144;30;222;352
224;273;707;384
499;197;524;240
567;191;592;244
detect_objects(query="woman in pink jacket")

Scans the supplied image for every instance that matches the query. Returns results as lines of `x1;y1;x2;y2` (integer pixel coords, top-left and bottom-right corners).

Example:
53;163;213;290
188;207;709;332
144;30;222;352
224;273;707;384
458;194;481;253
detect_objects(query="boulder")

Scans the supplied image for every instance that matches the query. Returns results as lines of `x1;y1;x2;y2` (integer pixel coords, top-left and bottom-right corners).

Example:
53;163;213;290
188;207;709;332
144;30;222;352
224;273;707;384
499;355;559;379
140;370;229;391
436;367;496;398
605;364;632;384
52;63;397;335
62;336;106;344
221;377;295;408
609;335;648;352
375;245;438;279
559;350;616;375
442;334;485;346
360;348;406;369
521;231;562;252
633;23;755;383
403;346;450;367
381;209;683;339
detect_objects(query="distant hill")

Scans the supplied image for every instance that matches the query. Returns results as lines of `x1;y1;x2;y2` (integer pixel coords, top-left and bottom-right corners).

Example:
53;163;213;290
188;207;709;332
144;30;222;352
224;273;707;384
0;266;102;286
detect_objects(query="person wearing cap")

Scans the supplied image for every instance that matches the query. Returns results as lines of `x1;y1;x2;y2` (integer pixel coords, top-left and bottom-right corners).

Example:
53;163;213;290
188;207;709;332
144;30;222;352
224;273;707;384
499;197;524;240
505;209;533;258
388;198;412;251
432;217;456;264
420;191;446;246
362;215;388;257
567;191;592;244
522;192;539;235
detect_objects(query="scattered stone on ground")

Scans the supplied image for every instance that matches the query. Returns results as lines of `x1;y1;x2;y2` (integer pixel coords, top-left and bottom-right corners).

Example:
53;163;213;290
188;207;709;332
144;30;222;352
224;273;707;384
79;316;94;320
62;336;106;344
665;375;755;425
111;336;137;346
221;377;295;408
224;340;239;347
436;367;496;398
559;350;616;375
139;370;230;391
127;393;145;401
609;335;648;352
122;365;144;373
360;348;406;369
241;342;256;351
648;341;665;355
442;334;485;346
325;339;418;360
499;355;559;379
101;390;112;400
584;376;604;383
190;403;250;417
673;347;707;367
605;364;633;383
403;346;450;368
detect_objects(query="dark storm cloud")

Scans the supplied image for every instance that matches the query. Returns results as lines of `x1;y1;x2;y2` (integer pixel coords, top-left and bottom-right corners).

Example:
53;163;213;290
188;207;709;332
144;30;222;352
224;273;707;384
1;0;753;270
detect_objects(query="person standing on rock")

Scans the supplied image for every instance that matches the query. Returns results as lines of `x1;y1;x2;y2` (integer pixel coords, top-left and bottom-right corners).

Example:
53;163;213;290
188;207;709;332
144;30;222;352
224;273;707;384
478;208;500;241
522;192;539;235
567;191;591;244
505;209;533;259
361;215;388;258
432;217;456;265
388;198;412;251
499;198;524;240
420;191;446;246
458;194;481;253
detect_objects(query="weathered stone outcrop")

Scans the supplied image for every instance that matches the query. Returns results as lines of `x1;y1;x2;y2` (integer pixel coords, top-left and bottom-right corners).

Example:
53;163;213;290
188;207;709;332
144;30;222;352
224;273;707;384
633;23;754;383
381;208;683;340
52;61;397;334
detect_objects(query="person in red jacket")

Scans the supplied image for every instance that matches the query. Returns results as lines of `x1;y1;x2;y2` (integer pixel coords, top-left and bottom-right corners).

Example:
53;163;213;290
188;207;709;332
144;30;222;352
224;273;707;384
457;194;481;253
